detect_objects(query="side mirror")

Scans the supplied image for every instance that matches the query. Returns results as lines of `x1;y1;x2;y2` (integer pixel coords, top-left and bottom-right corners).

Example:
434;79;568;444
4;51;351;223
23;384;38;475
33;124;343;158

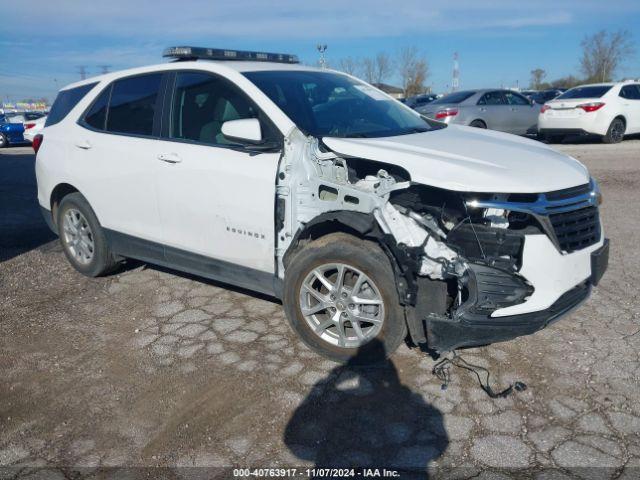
221;118;262;144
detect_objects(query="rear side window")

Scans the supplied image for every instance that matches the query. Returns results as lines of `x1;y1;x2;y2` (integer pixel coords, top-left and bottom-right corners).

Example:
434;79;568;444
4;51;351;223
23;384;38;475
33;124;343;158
558;86;612;99
46;83;97;127
106;74;163;136
620;85;640;100
478;91;507;105
505;91;529;106
84;85;112;130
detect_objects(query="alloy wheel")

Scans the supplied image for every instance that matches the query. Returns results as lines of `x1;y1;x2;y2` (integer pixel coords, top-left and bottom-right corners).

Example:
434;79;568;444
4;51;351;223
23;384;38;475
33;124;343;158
299;262;385;348
62;208;95;265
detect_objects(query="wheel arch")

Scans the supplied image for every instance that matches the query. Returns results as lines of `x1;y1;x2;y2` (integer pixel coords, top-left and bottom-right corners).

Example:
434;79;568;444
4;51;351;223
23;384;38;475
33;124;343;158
469;118;487;128
50;183;81;229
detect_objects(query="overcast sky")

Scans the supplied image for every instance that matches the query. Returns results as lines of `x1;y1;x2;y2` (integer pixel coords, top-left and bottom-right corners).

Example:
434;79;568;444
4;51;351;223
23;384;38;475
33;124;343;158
1;0;639;101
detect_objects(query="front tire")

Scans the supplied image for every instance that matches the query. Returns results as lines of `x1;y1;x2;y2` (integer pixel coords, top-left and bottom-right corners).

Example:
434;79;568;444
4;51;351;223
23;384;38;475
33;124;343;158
0;133;7;148
56;193;118;277
283;232;407;364
602;118;625;144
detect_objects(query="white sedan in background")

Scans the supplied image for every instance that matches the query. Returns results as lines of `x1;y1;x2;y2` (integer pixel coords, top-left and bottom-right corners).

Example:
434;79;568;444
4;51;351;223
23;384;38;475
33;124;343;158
538;81;640;143
23;115;47;143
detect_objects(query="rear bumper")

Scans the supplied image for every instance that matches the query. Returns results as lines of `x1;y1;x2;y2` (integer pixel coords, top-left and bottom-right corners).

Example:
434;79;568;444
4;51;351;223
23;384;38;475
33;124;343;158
40;206;57;234
424;238;609;352
539;128;592;137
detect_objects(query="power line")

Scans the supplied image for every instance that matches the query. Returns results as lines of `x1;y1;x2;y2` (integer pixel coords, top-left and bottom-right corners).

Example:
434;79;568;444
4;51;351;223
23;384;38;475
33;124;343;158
98;65;111;75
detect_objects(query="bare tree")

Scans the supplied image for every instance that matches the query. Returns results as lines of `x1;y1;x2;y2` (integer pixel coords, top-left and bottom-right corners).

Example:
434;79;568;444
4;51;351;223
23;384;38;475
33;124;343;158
374;52;393;85
338;57;360;76
530;68;547;89
397;46;429;97
361;57;376;84
580;30;635;83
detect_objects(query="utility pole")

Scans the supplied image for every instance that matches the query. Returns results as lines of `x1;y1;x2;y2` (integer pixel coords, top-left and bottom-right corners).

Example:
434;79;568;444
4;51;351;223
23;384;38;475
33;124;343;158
451;52;460;92
98;65;111;75
316;44;328;69
76;66;88;80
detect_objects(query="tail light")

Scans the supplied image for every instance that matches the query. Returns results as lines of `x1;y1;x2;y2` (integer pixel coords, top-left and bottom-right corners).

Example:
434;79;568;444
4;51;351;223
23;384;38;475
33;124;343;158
24;123;36;129
540;104;550;113
577;102;605;112
32;134;43;154
434;108;458;120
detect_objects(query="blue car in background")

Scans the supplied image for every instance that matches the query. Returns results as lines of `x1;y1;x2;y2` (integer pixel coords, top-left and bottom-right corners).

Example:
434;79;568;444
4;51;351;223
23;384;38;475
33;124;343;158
0;112;45;148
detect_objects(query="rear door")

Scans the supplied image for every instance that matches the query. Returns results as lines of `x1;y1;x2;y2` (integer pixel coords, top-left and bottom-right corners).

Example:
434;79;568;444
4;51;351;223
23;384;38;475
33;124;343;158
74;72;166;243
504;91;538;134
476;91;512;132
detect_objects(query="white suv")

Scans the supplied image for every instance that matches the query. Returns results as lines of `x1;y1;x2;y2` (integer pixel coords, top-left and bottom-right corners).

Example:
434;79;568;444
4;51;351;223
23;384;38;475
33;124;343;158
35;47;609;362
538;81;640;143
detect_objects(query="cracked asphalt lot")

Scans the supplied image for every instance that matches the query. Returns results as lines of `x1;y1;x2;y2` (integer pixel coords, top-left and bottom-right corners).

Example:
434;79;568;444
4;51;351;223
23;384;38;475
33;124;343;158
1;141;639;479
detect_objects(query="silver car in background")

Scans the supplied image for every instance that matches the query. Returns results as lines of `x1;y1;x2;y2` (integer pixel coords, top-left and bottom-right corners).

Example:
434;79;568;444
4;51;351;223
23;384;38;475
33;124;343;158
417;89;539;135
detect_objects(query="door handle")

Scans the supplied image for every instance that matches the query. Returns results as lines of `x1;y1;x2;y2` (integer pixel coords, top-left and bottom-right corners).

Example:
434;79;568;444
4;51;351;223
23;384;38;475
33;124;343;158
157;153;182;164
510;107;518;111
75;140;92;150
479;107;487;112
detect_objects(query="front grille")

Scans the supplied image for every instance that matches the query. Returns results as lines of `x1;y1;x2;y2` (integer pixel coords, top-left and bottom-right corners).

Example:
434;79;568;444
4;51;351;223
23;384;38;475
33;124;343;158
545;183;591;201
549;206;600;253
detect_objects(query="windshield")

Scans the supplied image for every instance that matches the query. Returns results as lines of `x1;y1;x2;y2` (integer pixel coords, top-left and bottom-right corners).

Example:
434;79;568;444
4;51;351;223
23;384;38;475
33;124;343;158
430;90;476;105
557;86;612;99
244;70;440;138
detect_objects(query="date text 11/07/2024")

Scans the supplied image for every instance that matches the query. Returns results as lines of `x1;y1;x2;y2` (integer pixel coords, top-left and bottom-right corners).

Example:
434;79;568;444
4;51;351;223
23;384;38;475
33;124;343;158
232;468;401;477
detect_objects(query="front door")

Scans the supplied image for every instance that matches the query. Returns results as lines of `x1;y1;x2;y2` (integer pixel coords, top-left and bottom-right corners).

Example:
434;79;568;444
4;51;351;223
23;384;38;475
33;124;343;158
154;71;282;274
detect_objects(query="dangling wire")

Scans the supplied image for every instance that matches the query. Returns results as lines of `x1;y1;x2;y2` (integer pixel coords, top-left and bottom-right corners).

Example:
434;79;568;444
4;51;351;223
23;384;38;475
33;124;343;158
432;350;527;399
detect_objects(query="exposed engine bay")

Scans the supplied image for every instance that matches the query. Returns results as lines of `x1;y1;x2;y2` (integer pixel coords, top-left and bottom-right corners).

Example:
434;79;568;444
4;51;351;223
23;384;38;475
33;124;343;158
275;130;602;352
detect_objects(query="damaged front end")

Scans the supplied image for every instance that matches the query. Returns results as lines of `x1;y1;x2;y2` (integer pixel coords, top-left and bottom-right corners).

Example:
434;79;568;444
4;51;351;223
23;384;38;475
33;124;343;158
276;129;604;353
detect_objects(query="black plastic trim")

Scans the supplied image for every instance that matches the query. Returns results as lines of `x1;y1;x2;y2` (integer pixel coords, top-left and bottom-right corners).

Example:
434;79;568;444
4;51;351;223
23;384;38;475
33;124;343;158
40;206;57;234
104;229;279;298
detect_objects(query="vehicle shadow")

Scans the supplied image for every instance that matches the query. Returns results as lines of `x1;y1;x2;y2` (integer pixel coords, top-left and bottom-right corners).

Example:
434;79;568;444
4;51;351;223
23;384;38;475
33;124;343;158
283;339;448;478
0;149;56;263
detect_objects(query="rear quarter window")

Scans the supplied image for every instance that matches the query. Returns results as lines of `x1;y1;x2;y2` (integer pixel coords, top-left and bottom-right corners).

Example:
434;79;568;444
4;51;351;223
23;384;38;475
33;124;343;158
46;83;97;127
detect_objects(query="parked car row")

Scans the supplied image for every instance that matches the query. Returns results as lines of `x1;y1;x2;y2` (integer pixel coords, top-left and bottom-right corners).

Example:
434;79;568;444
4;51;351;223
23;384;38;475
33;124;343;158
0;111;47;147
412;81;640;144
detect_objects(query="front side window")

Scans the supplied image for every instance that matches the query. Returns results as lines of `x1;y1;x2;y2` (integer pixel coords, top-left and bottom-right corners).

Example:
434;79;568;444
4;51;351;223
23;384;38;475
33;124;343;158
244;70;440;138
106;73;162;136
46;82;97;127
478;91;507;105
170;72;264;145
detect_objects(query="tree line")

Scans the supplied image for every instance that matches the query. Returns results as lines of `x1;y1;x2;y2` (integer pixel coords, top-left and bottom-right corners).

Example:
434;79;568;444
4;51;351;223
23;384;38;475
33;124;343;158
530;29;635;90
336;47;430;97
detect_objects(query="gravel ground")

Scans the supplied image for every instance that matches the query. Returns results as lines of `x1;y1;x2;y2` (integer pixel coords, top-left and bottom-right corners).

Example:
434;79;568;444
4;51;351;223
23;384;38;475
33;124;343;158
1;139;639;479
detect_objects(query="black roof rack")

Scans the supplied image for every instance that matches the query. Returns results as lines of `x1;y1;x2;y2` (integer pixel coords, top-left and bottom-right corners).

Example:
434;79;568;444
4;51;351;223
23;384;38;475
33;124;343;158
163;46;299;64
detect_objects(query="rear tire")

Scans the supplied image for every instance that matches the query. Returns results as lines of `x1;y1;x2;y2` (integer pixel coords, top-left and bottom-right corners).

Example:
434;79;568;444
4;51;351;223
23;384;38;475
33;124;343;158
469;120;486;128
283;232;407;364
56;193;119;277
0;133;7;148
602;118;625;144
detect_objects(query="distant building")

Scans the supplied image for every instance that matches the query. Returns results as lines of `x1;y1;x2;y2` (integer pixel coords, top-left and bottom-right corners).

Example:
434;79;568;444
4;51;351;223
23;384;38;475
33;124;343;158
372;83;405;99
